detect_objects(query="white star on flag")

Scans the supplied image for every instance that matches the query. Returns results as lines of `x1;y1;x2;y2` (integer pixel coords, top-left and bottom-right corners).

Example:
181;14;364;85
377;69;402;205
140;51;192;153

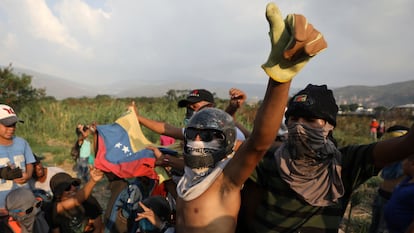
122;145;130;154
115;142;122;148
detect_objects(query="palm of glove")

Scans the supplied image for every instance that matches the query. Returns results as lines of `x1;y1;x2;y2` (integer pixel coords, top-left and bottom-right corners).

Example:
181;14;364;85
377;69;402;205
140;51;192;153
261;3;290;71
262;3;327;83
0;166;23;180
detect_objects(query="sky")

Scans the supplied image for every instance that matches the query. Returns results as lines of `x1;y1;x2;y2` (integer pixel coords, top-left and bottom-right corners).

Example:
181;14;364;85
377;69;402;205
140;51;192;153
0;0;413;90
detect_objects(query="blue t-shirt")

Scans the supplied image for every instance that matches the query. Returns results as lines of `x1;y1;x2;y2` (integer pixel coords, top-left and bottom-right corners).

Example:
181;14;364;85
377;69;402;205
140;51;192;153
0;136;36;208
384;176;414;233
381;161;404;179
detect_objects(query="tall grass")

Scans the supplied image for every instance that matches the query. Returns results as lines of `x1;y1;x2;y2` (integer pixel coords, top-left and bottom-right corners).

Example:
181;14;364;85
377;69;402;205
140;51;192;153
15;97;411;164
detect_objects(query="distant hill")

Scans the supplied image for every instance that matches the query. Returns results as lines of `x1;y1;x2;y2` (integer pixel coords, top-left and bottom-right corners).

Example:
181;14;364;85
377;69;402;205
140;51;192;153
5;66;414;107
333;80;414;108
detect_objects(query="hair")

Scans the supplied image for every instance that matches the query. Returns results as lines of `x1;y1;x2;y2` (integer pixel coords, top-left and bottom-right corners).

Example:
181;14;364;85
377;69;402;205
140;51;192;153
76;125;89;136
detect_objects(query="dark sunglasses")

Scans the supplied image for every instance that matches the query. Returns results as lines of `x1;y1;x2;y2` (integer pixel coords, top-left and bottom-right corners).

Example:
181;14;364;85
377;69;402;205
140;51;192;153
185;128;225;142
64;180;81;191
10;200;42;215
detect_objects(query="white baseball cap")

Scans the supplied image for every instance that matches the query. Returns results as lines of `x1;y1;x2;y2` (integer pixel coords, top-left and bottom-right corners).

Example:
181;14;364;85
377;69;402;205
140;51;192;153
0;104;24;126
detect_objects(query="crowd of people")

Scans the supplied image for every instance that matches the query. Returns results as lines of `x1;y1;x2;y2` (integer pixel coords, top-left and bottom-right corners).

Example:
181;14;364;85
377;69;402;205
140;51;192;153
1;2;414;233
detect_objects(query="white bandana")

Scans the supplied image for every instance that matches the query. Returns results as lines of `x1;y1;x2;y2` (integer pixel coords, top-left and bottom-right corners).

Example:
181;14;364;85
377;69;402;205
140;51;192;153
176;153;234;201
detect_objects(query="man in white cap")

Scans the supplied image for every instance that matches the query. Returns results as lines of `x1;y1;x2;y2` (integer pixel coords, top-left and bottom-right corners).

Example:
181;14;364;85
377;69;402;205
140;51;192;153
137;88;247;143
0;104;36;231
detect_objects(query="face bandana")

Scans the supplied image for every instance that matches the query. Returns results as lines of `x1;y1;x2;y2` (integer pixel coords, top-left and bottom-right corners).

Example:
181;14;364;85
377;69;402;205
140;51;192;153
184;139;223;176
10;203;40;233
276;122;344;206
287;122;334;161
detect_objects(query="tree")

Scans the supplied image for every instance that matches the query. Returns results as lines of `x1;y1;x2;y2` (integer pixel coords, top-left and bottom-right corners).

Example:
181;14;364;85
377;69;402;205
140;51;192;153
0;64;46;110
165;89;177;100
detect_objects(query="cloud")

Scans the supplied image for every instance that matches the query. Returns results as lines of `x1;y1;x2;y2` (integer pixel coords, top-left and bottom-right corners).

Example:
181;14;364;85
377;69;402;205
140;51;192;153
0;0;413;92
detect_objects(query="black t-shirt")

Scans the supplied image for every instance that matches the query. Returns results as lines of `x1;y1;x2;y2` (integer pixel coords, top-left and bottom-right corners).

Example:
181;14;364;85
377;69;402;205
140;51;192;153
50;196;102;233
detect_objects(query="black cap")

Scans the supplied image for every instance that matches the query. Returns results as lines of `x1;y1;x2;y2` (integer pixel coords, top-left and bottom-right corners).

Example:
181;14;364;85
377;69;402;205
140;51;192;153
177;89;214;108
50;172;81;197
285;84;338;126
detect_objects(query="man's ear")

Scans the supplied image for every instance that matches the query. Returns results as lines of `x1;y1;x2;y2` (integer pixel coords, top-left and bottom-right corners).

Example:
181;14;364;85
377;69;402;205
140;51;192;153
199;103;214;111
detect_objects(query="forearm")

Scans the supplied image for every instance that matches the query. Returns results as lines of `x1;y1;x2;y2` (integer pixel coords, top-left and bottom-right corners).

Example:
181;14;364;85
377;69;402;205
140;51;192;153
225;104;238;117
25;163;33;178
57;181;97;213
138;115;184;139
75;179;98;203
138;115;167;134
249;79;290;151
372;128;414;168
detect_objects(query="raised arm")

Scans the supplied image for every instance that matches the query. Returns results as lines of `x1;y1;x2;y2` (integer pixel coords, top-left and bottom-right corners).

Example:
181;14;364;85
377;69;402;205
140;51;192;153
130;101;185;140
225;2;328;186
225;88;251;139
227;80;290;185
372;124;414;168
56;167;103;213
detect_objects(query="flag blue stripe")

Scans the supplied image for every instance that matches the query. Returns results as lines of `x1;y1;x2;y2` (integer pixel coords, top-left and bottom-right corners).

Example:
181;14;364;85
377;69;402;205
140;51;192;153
97;124;155;164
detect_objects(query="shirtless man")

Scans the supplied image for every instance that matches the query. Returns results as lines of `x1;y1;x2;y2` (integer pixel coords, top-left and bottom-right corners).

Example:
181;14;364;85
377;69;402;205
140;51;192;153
153;3;327;233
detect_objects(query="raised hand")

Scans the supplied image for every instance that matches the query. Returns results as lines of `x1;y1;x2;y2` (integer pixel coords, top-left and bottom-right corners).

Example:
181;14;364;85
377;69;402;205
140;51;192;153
229;88;247;108
262;2;327;83
88;166;104;183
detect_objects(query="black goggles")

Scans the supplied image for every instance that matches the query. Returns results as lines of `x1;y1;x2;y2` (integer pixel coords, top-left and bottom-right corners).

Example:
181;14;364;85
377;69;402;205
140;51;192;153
185;128;225;142
10;200;42;215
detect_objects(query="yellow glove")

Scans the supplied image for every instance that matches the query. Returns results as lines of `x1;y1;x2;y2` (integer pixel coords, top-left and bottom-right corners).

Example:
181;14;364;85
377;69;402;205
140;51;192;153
262;3;328;83
261;3;290;82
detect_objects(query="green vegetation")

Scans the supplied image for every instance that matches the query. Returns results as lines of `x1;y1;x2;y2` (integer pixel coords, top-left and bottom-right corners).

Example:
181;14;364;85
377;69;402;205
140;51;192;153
0;64;46;111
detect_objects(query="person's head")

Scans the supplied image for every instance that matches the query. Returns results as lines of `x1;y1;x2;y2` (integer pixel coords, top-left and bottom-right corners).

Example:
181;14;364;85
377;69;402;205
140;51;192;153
0;104;24;141
284;84;339;159
6;187;42;231
50;172;81;201
285;84;338;129
32;154;46;179
402;154;414;177
76;124;89;136
178;89;215;124
137;195;171;233
183;108;236;175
